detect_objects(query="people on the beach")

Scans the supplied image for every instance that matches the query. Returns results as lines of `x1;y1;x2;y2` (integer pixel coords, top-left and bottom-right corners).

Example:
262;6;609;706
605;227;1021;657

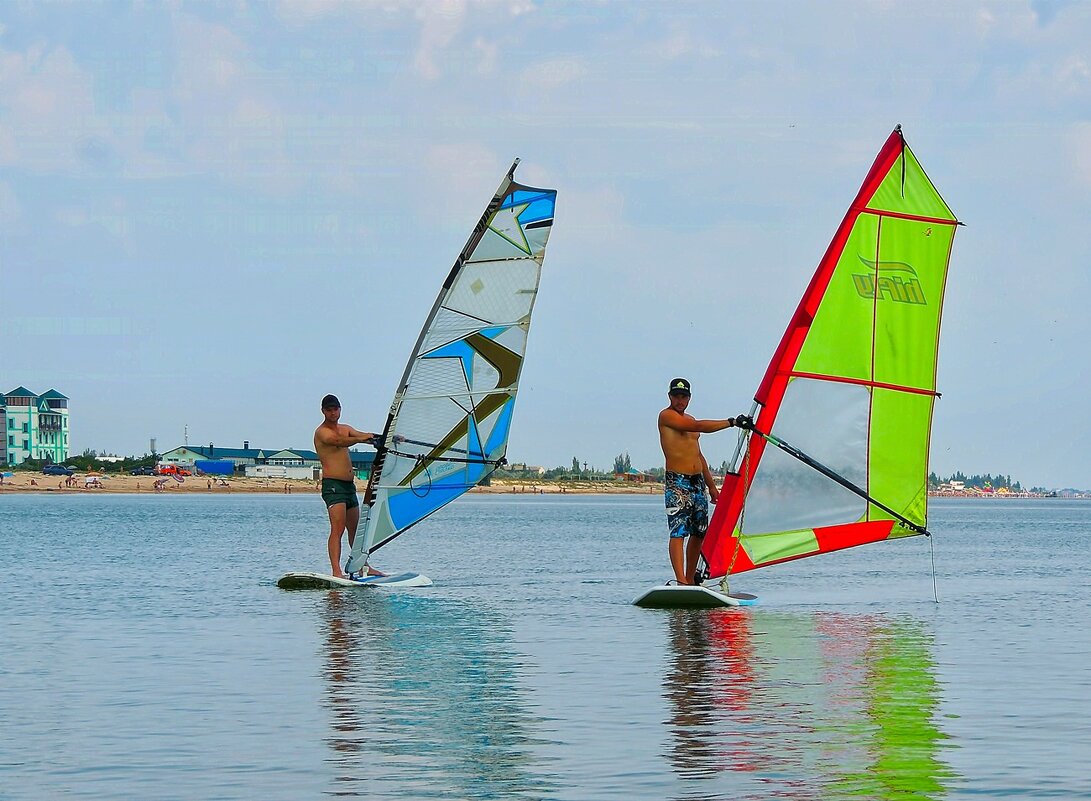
657;378;738;585
313;394;387;580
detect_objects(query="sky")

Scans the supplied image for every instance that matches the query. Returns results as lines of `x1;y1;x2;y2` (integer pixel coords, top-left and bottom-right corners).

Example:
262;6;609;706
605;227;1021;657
1;0;1089;489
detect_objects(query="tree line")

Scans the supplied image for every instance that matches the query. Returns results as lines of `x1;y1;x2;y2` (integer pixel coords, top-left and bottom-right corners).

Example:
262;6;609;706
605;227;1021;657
928;471;1028;492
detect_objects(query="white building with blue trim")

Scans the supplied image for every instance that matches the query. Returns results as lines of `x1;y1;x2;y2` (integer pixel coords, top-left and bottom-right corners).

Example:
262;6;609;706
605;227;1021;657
2;386;70;466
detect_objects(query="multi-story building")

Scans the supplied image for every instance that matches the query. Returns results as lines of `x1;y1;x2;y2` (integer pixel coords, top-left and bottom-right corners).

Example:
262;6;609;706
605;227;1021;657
2;386;70;466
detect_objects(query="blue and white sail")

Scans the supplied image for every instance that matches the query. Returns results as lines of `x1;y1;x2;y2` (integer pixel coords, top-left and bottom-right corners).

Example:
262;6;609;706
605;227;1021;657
346;162;557;573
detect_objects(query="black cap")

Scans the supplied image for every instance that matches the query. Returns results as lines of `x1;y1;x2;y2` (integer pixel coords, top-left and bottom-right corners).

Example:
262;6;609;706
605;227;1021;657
668;378;691;395
321;394;341;409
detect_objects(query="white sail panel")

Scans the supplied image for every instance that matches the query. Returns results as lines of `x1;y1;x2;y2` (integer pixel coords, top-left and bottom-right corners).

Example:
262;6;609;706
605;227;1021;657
444;259;541;323
741;378;869;534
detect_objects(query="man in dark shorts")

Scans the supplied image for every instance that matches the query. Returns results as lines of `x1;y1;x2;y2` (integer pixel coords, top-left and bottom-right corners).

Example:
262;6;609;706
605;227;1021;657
657;378;737;585
313;394;385;579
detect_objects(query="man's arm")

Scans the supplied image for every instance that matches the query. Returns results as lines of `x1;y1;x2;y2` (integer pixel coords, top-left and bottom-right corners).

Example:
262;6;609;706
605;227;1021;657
658;409;735;434
343;425;379;444
315;427;376;448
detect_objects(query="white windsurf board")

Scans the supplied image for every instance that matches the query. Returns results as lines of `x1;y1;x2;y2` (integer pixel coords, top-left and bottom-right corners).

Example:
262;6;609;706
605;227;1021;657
632;583;758;609
277;571;433;590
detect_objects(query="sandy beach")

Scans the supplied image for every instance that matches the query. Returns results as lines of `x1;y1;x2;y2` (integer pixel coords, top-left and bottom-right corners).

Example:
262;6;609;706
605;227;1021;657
0;474;664;496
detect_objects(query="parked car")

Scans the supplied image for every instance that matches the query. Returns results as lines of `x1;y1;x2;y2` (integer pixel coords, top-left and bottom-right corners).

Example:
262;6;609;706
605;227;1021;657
157;464;192;476
42;465;75;476
130;466;157;476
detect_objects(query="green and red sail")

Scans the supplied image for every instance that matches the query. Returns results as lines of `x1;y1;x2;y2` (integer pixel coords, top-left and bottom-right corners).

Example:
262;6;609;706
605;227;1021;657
702;127;960;579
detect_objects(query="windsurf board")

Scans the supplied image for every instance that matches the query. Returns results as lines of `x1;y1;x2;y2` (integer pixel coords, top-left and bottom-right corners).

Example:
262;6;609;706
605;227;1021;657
632;583;758;609
277;571;433;590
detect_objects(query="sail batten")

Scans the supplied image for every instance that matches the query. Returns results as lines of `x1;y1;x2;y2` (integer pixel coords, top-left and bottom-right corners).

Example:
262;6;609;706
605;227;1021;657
345;165;557;574
702;128;958;580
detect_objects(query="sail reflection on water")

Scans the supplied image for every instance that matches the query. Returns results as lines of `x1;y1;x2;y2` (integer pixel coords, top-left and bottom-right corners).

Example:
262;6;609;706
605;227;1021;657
318;592;550;800
662;610;957;800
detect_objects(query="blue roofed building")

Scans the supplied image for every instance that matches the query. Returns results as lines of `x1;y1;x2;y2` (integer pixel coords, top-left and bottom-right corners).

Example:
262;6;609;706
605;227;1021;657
159;442;376;479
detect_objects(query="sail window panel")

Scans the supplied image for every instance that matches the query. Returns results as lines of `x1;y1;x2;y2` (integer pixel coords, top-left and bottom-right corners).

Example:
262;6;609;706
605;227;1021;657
474;396;515;457
469;352;501;394
872;217;952;392
473;222;536;262
793;215;880;383
491;324;528;359
384;396;477;484
406;357;470;398
446;259;541;324
421;308;491;354
391;395;475;449
522;225;552;257
868;388;933;531
742;378;869;535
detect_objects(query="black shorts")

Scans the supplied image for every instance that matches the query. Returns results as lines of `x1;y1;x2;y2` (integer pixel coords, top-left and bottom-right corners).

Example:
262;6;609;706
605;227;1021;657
321;477;359;510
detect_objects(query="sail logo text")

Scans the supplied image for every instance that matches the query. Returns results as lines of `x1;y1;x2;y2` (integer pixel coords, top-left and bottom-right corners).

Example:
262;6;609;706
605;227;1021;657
851;256;927;305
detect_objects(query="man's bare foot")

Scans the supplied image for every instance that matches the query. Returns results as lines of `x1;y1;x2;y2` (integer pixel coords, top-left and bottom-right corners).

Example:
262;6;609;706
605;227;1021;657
365;566;387;577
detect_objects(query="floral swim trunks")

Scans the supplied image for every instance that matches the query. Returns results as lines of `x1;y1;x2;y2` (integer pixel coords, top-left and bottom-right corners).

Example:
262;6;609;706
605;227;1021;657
664;471;708;540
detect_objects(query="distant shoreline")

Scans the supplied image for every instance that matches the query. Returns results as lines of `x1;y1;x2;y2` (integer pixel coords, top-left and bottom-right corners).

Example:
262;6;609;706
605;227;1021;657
0;475;659;496
0;473;1083;498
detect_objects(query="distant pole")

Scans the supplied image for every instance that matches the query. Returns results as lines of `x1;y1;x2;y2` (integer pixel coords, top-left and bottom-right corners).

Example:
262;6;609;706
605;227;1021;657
184;425;188;446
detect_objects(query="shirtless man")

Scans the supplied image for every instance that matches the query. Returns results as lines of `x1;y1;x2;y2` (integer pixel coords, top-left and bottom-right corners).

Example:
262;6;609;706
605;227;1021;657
658;378;737;585
313;393;385;579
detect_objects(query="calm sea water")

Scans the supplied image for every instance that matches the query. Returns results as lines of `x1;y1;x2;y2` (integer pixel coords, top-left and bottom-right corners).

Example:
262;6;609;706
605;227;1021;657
1;493;1089;800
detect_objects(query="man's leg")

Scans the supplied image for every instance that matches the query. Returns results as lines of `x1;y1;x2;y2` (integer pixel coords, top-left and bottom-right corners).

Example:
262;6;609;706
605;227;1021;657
684;535;702;584
668;537;689;584
684;488;710;583
666;479;691;583
345;503;360;548
326;502;347;577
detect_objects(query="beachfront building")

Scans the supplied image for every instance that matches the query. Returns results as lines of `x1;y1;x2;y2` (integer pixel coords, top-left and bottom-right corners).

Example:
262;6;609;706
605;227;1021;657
160;443;272;469
158;442;375;478
2;386;70;466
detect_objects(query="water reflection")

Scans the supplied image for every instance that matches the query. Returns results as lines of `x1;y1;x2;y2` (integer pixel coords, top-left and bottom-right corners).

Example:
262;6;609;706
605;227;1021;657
318;591;548;799
662;609;956;800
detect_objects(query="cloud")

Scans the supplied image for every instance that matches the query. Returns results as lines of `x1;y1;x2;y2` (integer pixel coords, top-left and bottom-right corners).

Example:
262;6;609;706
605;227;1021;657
0;180;21;232
647;30;720;62
1031;0;1080;26
1072;121;1091;188
520;57;587;90
423;142;504;211
0;42;97;170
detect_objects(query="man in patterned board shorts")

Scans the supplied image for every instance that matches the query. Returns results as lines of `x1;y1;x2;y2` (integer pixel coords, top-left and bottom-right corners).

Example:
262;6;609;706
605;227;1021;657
657;378;739;585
